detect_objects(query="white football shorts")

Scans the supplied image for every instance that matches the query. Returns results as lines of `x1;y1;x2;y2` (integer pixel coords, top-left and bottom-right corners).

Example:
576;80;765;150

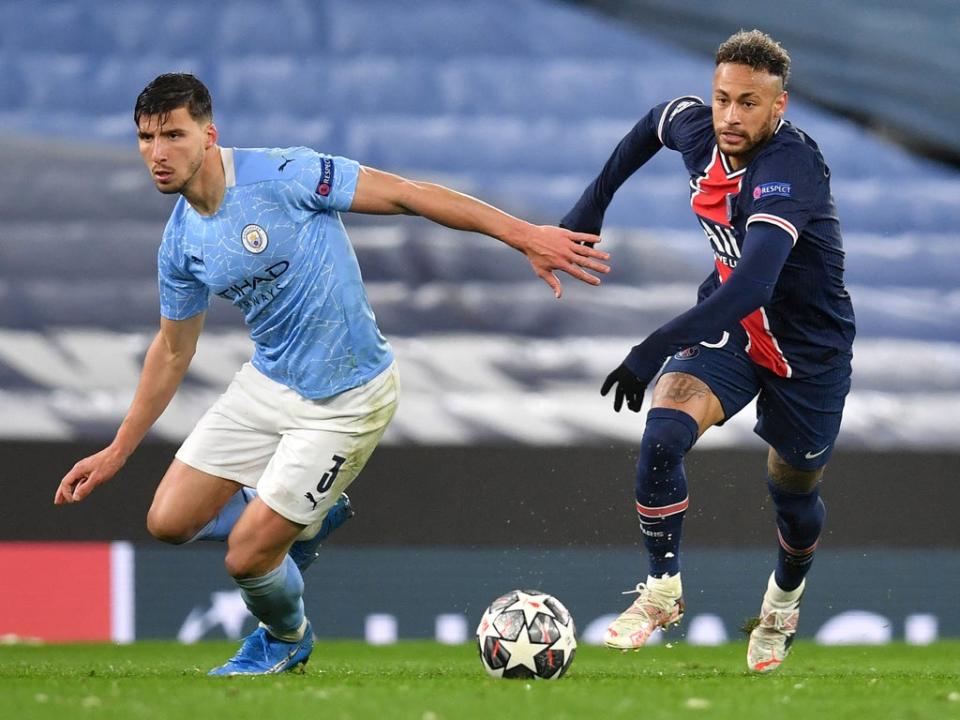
176;360;399;526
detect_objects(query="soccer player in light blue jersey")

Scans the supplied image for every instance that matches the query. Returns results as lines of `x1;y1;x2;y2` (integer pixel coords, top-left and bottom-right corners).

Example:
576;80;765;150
54;73;609;675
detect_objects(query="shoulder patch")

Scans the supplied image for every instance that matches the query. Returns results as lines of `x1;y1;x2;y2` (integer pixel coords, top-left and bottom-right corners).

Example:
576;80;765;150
753;182;792;200
316;157;335;197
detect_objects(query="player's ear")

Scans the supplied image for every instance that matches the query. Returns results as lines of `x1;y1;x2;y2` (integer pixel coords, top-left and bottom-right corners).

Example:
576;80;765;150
775;90;788;119
205;122;218;149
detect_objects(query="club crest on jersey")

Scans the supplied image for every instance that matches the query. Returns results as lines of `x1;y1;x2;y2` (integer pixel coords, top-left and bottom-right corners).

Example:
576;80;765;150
753;182;792;200
241;224;269;254
316;157;335;197
674;346;700;360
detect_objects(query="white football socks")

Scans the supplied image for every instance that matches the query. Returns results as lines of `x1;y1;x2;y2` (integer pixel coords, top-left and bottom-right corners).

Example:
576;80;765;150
648;572;683;598
766;571;804;606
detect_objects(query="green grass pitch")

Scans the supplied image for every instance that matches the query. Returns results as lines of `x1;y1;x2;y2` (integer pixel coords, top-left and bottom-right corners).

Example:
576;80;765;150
3;641;959;720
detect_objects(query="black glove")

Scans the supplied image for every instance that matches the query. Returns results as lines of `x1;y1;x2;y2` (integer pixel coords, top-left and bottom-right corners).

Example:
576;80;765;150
600;363;647;413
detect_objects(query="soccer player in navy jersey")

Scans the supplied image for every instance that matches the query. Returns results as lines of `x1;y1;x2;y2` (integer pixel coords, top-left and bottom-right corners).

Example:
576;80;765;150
561;30;855;672
53;73;609;675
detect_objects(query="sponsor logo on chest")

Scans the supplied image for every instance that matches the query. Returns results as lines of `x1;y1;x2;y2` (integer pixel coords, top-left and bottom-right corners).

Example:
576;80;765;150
215;260;290;313
698;218;742;269
690;150;745;268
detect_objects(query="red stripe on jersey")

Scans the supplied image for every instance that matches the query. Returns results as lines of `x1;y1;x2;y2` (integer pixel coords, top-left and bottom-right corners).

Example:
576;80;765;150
746;213;798;244
636;496;690;518
715;261;793;378
691;147;744;227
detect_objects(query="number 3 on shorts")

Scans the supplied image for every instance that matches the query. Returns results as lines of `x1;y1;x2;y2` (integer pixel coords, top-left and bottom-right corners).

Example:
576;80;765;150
317;454;346;494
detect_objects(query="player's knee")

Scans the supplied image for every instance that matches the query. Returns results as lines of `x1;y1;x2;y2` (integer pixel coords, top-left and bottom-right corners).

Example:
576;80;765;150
767;449;823;493
768;478;826;535
146;503;194;545
636;408;699;491
223;549;248;579
223;546;267;580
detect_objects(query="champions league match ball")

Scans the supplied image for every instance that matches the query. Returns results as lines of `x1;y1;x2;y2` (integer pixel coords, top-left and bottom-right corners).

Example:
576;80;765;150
476;589;577;679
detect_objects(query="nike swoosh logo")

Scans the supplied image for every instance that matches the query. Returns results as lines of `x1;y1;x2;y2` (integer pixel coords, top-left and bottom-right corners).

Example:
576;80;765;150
804;446;830;460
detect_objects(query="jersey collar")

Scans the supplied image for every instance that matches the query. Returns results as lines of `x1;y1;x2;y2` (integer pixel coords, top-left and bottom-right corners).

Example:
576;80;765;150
220;146;236;188
718;148;748;178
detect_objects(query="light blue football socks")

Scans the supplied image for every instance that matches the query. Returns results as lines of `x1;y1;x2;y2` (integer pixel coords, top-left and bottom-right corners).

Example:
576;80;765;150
235;554;306;641
188;487;256;543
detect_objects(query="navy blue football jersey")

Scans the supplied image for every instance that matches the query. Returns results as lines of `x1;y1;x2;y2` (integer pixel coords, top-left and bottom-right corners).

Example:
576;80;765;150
563;97;855;379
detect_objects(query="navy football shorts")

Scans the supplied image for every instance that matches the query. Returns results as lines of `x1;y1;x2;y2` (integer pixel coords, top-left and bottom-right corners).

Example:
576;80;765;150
660;325;851;471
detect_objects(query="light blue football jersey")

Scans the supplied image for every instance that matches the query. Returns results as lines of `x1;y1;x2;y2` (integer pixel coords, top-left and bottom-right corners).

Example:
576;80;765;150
158;146;393;399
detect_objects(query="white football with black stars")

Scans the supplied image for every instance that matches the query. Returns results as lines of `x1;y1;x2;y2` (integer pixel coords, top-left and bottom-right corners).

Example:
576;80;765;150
476;589;577;679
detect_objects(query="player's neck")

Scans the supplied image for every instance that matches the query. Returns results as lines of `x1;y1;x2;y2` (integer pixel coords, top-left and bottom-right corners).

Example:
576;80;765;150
182;144;226;216
726;144;763;172
727;154;747;172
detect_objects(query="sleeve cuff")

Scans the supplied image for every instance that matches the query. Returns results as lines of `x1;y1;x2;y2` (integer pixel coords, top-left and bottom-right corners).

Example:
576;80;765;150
746;213;798;245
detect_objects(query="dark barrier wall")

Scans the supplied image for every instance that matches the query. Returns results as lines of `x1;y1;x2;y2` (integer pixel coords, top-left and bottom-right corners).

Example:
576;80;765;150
4;441;958;548
134;546;960;642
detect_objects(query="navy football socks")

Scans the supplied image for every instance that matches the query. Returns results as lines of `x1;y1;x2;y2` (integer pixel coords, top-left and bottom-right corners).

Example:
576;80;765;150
767;477;825;592
635;408;699;578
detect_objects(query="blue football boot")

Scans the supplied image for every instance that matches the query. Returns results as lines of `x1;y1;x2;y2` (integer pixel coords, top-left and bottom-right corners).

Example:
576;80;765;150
208;621;314;676
288;493;355;572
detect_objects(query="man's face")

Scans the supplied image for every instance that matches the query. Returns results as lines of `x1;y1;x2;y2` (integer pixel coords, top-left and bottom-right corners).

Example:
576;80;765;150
712;62;787;164
137;106;214;194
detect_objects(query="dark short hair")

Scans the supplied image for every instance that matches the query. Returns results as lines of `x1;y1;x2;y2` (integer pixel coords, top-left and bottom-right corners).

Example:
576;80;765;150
716;30;791;87
134;73;213;127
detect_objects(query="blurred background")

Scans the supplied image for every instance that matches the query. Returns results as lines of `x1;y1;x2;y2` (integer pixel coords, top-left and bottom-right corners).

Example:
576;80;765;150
1;0;958;648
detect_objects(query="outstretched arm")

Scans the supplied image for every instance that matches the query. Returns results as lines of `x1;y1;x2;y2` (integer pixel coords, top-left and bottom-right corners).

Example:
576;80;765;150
560;107;666;234
55;312;205;504
349;166;610;298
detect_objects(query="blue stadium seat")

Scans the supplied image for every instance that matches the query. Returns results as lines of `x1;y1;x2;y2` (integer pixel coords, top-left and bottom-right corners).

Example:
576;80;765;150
1;0;959;344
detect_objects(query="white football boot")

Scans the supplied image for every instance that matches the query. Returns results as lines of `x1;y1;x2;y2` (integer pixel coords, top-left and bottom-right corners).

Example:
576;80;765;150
747;572;804;673
604;574;685;650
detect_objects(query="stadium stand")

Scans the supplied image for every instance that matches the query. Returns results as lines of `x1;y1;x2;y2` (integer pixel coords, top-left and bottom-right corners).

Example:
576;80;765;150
571;0;960;164
1;0;958;447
